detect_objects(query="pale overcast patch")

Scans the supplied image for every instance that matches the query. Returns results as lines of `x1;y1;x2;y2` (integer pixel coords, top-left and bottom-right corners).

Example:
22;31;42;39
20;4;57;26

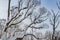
0;0;8;19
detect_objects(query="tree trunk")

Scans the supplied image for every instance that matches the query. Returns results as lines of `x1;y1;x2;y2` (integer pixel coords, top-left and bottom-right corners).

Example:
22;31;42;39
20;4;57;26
52;26;55;40
3;0;11;40
15;38;23;40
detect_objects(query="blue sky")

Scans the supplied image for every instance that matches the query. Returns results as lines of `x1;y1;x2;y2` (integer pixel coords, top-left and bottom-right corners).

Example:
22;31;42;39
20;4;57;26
41;0;59;12
0;0;59;19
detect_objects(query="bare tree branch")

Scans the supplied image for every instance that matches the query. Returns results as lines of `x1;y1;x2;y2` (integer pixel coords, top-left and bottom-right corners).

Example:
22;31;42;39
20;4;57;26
7;0;11;20
23;34;39;39
55;21;60;29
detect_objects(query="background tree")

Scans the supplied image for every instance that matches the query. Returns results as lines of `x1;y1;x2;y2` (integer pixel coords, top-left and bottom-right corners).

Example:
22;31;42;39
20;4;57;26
48;9;60;40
